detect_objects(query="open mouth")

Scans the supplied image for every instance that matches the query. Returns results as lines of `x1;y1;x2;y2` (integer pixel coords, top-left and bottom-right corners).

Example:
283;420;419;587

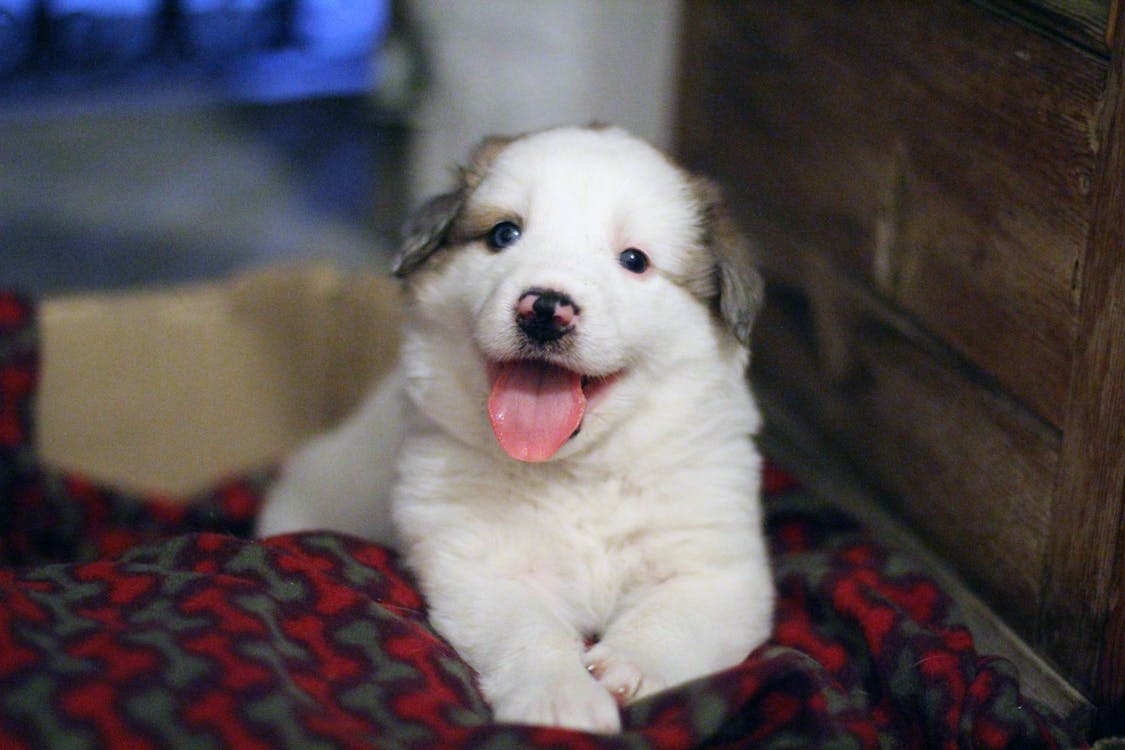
487;360;621;462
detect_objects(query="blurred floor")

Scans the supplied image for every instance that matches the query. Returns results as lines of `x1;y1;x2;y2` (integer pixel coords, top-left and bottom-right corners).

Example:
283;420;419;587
0;97;408;296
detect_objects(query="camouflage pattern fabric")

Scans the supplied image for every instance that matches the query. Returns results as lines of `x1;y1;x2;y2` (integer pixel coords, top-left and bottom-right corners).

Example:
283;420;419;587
0;292;1085;749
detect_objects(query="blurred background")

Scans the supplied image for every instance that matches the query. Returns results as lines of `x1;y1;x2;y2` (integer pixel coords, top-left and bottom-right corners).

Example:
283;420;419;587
0;0;681;295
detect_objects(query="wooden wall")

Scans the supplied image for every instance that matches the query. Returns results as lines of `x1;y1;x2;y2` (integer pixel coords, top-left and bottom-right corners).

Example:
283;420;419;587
676;0;1124;733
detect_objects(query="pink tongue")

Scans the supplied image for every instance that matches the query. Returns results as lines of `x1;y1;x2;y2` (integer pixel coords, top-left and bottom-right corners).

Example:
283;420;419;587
488;361;586;462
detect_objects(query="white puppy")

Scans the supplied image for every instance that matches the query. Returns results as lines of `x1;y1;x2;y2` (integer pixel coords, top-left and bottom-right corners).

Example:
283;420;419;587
257;125;775;734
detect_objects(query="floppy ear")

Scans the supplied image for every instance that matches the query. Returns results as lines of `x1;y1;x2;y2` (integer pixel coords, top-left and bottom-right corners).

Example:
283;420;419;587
392;135;516;278
693;177;765;347
393;189;464;277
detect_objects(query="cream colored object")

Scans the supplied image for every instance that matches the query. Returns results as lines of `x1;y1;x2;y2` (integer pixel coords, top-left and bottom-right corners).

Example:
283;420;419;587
36;265;401;497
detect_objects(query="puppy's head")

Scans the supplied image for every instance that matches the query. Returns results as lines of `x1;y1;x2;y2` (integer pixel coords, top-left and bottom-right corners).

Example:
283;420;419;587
394;125;764;463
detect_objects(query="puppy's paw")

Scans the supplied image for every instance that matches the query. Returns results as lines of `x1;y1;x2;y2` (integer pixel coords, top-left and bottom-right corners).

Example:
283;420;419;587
489;672;622;734
583;643;664;705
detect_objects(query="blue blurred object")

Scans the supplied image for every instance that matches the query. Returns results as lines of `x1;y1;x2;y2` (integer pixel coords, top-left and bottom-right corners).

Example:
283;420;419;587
0;1;36;76
45;0;163;68
296;0;389;59
224;0;392;101
180;0;284;59
0;0;392;103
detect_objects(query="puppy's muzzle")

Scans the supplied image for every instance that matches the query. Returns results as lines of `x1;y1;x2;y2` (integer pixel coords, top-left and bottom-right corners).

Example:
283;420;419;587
517;288;579;345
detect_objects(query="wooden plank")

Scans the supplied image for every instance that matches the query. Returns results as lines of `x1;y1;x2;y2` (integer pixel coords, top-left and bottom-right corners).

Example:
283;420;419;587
975;0;1112;54
676;0;1104;428
749;274;1061;636
758;404;1094;738
1040;5;1125;728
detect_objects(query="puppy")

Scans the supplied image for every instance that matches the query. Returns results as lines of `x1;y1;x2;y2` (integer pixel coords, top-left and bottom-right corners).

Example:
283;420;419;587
257;125;775;734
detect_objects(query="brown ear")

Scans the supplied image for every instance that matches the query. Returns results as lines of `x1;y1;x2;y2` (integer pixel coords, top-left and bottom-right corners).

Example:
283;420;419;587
393;135;516;278
393;189;464;277
693;177;765;347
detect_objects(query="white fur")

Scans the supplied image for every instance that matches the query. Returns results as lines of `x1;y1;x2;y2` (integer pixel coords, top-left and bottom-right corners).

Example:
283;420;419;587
257;126;775;734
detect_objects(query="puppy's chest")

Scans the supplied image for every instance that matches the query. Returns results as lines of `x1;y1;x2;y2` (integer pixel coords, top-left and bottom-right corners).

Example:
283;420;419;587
508;476;684;603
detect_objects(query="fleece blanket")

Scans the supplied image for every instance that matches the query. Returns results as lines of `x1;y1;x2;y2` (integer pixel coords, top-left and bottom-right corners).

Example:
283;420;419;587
0;291;1083;749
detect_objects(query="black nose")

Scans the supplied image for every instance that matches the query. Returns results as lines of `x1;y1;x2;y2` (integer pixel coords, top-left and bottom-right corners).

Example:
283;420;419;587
516;288;579;344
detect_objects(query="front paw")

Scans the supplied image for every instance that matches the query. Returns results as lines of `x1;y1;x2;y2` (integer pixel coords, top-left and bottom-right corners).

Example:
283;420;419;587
489;671;622;734
583;643;665;705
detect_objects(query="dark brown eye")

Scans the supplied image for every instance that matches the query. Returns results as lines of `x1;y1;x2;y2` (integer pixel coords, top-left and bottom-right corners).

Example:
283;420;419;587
486;221;521;250
618;248;650;274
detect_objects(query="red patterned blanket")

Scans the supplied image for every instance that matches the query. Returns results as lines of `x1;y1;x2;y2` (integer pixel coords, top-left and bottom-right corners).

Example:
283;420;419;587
0;292;1083;749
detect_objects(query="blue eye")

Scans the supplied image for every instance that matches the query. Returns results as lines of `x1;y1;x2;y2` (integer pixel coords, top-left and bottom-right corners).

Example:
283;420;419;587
486;221;521;250
618;248;650;274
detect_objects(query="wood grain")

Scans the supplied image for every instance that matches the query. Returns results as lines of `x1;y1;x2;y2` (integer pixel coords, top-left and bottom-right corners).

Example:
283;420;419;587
677;0;1123;715
677;0;1104;428
976;0;1112;53
750;275;1060;634
1041;4;1125;724
758;401;1094;736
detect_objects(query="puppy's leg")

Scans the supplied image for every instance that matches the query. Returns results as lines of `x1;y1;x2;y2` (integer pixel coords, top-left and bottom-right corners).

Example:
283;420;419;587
584;563;774;702
424;575;622;733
